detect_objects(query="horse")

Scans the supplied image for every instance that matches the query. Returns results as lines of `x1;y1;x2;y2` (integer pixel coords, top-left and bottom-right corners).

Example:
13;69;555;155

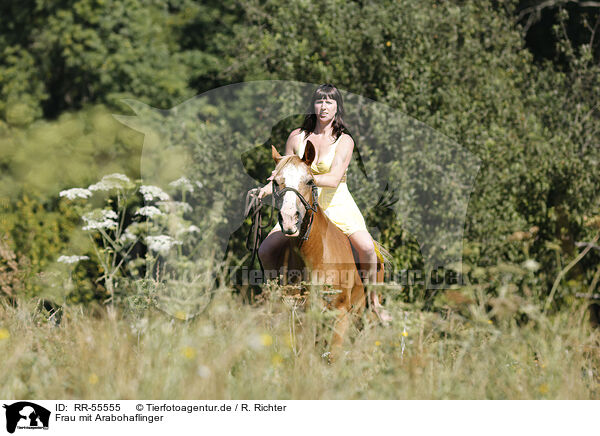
267;141;386;361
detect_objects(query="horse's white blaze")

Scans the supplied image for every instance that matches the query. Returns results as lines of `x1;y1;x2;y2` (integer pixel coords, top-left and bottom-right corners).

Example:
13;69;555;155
279;164;306;232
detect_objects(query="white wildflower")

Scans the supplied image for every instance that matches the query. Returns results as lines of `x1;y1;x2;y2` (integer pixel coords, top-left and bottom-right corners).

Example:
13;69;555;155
120;222;145;243
197;365;211;379
135;206;164;218
88;173;132;191
82;209;119;231
119;229;137;243
156;201;192;214
88;181;108;191
145;235;182;255
57;255;89;264
139;185;170;202
169;177;194;193
102;210;118;220
88;180;111;191
59;188;92;200
83;219;117;231
176;224;200;238
195;181;204;189
106;173;130;182
523;259;540;272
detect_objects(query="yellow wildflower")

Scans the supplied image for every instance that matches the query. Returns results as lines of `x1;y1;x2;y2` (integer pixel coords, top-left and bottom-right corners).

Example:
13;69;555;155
271;353;283;367
538;383;549;394
181;346;196;360
0;328;10;340
375;340;381;347
386;41;392;47
88;373;99;385
260;334;273;347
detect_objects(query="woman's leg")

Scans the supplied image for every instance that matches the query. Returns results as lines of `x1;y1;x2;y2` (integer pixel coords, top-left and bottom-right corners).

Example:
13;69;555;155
349;230;392;323
349;231;378;284
258;228;288;281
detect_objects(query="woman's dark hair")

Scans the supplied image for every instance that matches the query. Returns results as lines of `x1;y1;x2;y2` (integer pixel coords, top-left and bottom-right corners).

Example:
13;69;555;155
299;84;347;141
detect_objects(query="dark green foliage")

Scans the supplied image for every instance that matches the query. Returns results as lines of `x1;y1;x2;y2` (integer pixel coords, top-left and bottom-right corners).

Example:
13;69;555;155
0;0;231;120
0;0;598;314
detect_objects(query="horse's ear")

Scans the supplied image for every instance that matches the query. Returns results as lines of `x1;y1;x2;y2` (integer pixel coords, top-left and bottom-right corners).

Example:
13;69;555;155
303;140;316;167
271;145;283;163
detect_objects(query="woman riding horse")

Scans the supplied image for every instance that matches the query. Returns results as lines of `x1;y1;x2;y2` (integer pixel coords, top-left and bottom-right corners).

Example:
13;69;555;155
257;84;391;323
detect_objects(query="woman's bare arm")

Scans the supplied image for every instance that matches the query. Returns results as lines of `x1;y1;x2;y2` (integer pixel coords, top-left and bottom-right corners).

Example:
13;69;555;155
284;128;302;156
313;134;353;188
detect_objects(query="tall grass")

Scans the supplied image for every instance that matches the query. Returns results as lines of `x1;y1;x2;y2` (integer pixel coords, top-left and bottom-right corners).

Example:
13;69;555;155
0;282;598;400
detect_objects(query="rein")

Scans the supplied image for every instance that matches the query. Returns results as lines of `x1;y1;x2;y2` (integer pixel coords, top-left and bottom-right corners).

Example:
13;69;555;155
244;188;274;272
244;180;319;274
272;183;319;242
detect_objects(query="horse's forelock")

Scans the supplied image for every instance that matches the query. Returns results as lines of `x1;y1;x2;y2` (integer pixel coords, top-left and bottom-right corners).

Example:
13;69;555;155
274;155;305;178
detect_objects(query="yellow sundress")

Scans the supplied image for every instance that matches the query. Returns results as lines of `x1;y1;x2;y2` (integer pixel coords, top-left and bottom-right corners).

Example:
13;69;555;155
272;132;368;236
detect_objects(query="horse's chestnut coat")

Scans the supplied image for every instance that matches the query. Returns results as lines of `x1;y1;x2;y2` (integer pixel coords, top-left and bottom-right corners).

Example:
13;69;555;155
270;143;385;361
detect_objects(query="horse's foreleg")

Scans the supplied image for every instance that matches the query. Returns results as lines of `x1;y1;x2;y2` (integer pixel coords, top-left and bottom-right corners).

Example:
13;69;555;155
350;271;367;313
329;305;350;363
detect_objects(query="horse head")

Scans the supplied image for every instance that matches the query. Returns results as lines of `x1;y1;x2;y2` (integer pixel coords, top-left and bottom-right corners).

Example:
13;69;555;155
270;141;317;237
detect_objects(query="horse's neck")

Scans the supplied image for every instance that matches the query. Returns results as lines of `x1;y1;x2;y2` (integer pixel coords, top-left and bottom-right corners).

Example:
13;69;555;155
298;207;327;258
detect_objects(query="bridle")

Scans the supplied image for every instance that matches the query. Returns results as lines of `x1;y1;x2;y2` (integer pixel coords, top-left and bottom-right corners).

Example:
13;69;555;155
244;171;320;276
271;180;319;242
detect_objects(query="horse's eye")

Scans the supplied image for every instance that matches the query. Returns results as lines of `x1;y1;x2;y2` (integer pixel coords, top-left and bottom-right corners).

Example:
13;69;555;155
307;179;315;186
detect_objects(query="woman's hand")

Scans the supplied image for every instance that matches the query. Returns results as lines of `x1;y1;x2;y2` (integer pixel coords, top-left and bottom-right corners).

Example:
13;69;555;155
258;170;277;200
257;182;272;200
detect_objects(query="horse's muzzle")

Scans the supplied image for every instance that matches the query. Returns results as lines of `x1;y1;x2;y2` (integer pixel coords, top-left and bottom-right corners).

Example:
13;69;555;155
279;211;302;236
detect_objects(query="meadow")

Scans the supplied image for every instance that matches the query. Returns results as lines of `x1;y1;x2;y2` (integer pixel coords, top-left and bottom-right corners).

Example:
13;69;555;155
1;282;598;400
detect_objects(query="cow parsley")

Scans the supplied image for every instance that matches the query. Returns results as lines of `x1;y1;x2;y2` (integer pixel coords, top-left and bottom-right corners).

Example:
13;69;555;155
145;235;182;255
140;185;170;202
59;188;92;200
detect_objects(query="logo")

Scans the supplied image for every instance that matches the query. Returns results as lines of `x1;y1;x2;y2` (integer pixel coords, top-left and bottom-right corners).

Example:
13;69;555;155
3;402;50;434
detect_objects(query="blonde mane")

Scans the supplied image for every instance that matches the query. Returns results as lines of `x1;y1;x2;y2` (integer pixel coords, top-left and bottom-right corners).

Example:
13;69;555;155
273;155;305;177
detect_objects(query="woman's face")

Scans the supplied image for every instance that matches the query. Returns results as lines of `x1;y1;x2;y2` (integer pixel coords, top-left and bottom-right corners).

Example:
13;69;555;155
314;97;337;123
